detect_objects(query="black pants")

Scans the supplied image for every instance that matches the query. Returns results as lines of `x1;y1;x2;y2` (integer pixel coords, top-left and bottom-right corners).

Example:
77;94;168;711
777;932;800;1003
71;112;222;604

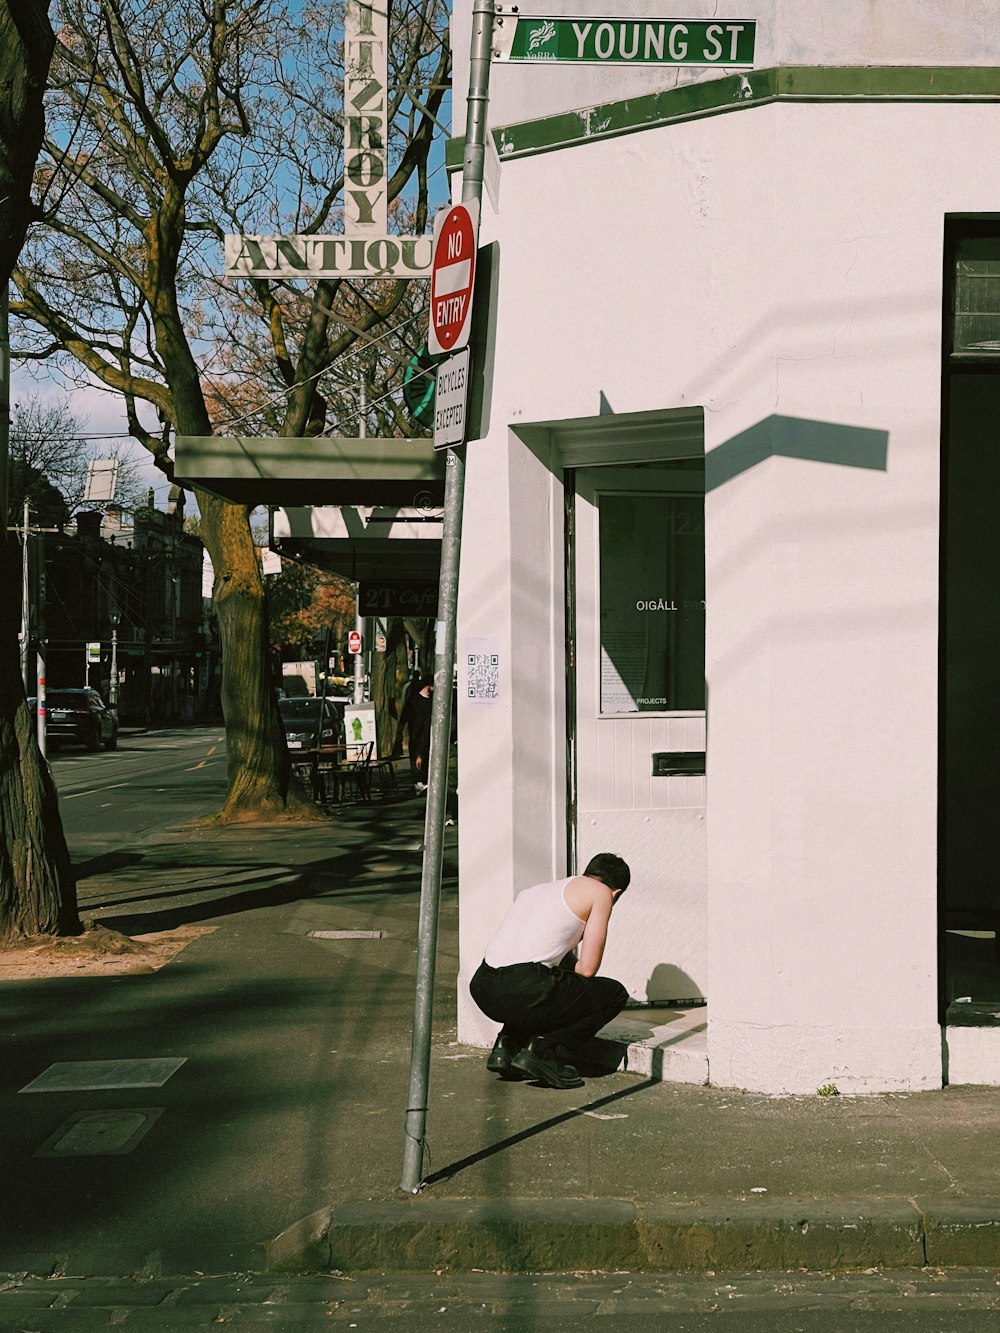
470;959;628;1058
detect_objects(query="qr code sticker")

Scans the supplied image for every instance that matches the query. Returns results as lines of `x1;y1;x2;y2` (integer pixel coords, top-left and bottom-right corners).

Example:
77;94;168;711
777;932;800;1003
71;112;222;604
467;651;500;701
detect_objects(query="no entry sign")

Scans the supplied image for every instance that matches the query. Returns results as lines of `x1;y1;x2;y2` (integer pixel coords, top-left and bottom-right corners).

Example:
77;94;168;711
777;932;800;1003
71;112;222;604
428;200;480;355
348;629;362;655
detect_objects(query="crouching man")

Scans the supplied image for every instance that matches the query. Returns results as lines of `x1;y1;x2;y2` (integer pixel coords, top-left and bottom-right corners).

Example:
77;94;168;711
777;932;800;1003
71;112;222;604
469;853;631;1089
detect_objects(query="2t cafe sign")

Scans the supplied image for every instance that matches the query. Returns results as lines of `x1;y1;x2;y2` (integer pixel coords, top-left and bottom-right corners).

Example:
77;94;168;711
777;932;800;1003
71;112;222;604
494;15;756;66
225;1;431;280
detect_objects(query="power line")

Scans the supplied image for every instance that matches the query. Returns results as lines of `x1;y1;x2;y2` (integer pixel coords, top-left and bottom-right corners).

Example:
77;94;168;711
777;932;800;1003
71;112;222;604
214;307;428;433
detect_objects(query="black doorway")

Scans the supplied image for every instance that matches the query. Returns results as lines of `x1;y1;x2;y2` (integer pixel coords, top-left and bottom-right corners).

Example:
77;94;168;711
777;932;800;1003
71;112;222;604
940;217;1000;1021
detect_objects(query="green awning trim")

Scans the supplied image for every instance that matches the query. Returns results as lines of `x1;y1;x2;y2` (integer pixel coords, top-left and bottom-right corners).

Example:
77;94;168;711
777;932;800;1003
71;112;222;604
446;65;1000;166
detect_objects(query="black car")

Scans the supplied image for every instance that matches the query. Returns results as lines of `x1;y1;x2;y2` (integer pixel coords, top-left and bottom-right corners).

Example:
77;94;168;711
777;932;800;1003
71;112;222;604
279;696;346;753
29;688;119;752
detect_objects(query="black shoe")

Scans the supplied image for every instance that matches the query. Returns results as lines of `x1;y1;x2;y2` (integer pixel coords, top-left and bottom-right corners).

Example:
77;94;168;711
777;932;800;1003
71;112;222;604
486;1033;523;1078
510;1038;584;1089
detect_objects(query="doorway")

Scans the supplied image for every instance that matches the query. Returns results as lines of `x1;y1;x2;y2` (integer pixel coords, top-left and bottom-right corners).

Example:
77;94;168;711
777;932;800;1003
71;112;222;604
941;217;1000;1017
569;460;708;1003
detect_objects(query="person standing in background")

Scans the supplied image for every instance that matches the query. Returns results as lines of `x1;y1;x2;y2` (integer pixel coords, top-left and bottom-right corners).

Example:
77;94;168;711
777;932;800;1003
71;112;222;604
402;676;433;793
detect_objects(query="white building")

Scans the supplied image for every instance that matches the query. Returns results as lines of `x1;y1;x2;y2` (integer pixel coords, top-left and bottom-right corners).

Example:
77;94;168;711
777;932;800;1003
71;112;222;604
449;0;1000;1093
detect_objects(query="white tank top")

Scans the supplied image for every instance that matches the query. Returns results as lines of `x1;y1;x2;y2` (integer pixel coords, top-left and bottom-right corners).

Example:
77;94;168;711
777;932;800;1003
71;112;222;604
484;877;586;969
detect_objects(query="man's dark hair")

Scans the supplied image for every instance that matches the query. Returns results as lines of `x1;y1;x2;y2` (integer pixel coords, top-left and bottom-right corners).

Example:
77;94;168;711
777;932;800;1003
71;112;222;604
583;852;630;892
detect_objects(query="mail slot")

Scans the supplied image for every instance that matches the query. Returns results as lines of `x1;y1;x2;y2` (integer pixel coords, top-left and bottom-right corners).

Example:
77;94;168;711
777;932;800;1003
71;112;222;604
652;752;706;777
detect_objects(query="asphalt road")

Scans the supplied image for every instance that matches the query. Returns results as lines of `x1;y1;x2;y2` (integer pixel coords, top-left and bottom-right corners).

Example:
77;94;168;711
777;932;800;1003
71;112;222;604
49;725;230;844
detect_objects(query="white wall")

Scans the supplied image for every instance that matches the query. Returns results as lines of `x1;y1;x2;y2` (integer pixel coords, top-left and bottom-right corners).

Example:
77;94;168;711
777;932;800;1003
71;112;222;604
705;103;948;1092
453;0;1000;130
456;432;566;1046
455;85;1000;1089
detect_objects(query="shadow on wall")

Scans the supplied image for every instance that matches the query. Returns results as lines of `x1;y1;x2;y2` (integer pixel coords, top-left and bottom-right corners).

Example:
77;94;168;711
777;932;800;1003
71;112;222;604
706;414;889;492
646;963;703;1004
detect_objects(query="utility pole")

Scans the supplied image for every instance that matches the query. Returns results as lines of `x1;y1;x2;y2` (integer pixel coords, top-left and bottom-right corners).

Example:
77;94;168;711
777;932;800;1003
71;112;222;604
354;379;367;706
36;643;47;759
400;0;494;1195
20;498;30;690
0;287;9;531
109;608;120;708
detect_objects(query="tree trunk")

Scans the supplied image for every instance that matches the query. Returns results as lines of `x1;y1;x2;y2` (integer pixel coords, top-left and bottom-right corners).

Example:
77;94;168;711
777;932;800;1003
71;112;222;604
0;1;79;944
196;490;313;820
371;617;410;758
159;328;310;821
370;617;436;759
0;553;79;942
0;2;51;280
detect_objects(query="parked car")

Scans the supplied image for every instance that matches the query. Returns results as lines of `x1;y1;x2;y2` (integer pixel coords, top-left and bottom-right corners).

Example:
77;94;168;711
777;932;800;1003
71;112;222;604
279;696;347;752
29;688;119;752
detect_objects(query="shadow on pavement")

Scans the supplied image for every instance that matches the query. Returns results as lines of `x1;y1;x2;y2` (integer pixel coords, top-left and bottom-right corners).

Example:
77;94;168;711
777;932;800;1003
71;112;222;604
421;1077;660;1187
0;788;460;1273
73;797;450;935
0;960;413;1273
71;851;145;879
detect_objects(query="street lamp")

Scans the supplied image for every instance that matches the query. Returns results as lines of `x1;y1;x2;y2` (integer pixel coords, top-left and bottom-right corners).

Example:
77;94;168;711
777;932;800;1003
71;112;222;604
109;607;120;709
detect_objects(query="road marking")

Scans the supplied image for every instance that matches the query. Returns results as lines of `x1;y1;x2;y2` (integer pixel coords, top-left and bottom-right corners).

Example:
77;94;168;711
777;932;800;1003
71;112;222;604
58;749;227;799
62;781;131;801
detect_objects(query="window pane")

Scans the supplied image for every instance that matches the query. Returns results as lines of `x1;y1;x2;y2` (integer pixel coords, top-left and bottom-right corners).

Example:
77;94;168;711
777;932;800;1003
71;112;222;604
598;493;705;713
954;235;1000;354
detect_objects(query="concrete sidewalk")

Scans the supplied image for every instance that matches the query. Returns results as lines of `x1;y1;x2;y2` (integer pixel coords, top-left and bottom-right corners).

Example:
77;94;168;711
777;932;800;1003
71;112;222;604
2;783;1000;1280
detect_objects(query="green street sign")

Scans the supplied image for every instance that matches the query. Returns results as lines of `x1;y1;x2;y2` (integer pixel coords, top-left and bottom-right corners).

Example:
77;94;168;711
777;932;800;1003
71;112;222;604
496;16;756;67
403;343;445;430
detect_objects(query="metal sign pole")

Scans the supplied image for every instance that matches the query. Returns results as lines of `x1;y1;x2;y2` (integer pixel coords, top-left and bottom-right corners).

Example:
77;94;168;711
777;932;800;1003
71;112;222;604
401;0;494;1195
21;499;30;691
0;287;8;533
36;643;47;759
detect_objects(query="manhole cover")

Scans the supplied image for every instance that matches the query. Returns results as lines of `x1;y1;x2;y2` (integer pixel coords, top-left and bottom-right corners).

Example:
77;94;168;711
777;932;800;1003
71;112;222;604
35;1108;165;1157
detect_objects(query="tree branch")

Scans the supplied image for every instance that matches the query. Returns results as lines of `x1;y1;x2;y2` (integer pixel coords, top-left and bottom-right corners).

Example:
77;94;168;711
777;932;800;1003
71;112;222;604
11;270;173;417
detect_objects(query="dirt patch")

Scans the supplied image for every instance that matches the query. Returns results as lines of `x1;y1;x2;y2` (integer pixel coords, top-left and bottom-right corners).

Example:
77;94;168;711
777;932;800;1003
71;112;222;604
0;923;215;980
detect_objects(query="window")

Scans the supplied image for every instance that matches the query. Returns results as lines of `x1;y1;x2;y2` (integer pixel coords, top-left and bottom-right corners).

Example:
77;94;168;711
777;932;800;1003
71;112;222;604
952;233;1000;357
598;491;705;713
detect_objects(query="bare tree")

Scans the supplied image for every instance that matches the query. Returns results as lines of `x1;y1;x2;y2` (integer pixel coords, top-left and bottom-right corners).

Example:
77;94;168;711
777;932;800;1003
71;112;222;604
10;395;145;519
0;0;79;944
12;0;450;821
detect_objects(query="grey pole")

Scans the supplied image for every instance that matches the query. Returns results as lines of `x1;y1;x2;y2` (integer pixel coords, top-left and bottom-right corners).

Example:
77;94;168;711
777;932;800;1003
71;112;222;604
20;498;30;690
401;0;495;1194
109;612;120;709
36;642;47;759
0;286;9;532
353;600;365;704
355;380;367;705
